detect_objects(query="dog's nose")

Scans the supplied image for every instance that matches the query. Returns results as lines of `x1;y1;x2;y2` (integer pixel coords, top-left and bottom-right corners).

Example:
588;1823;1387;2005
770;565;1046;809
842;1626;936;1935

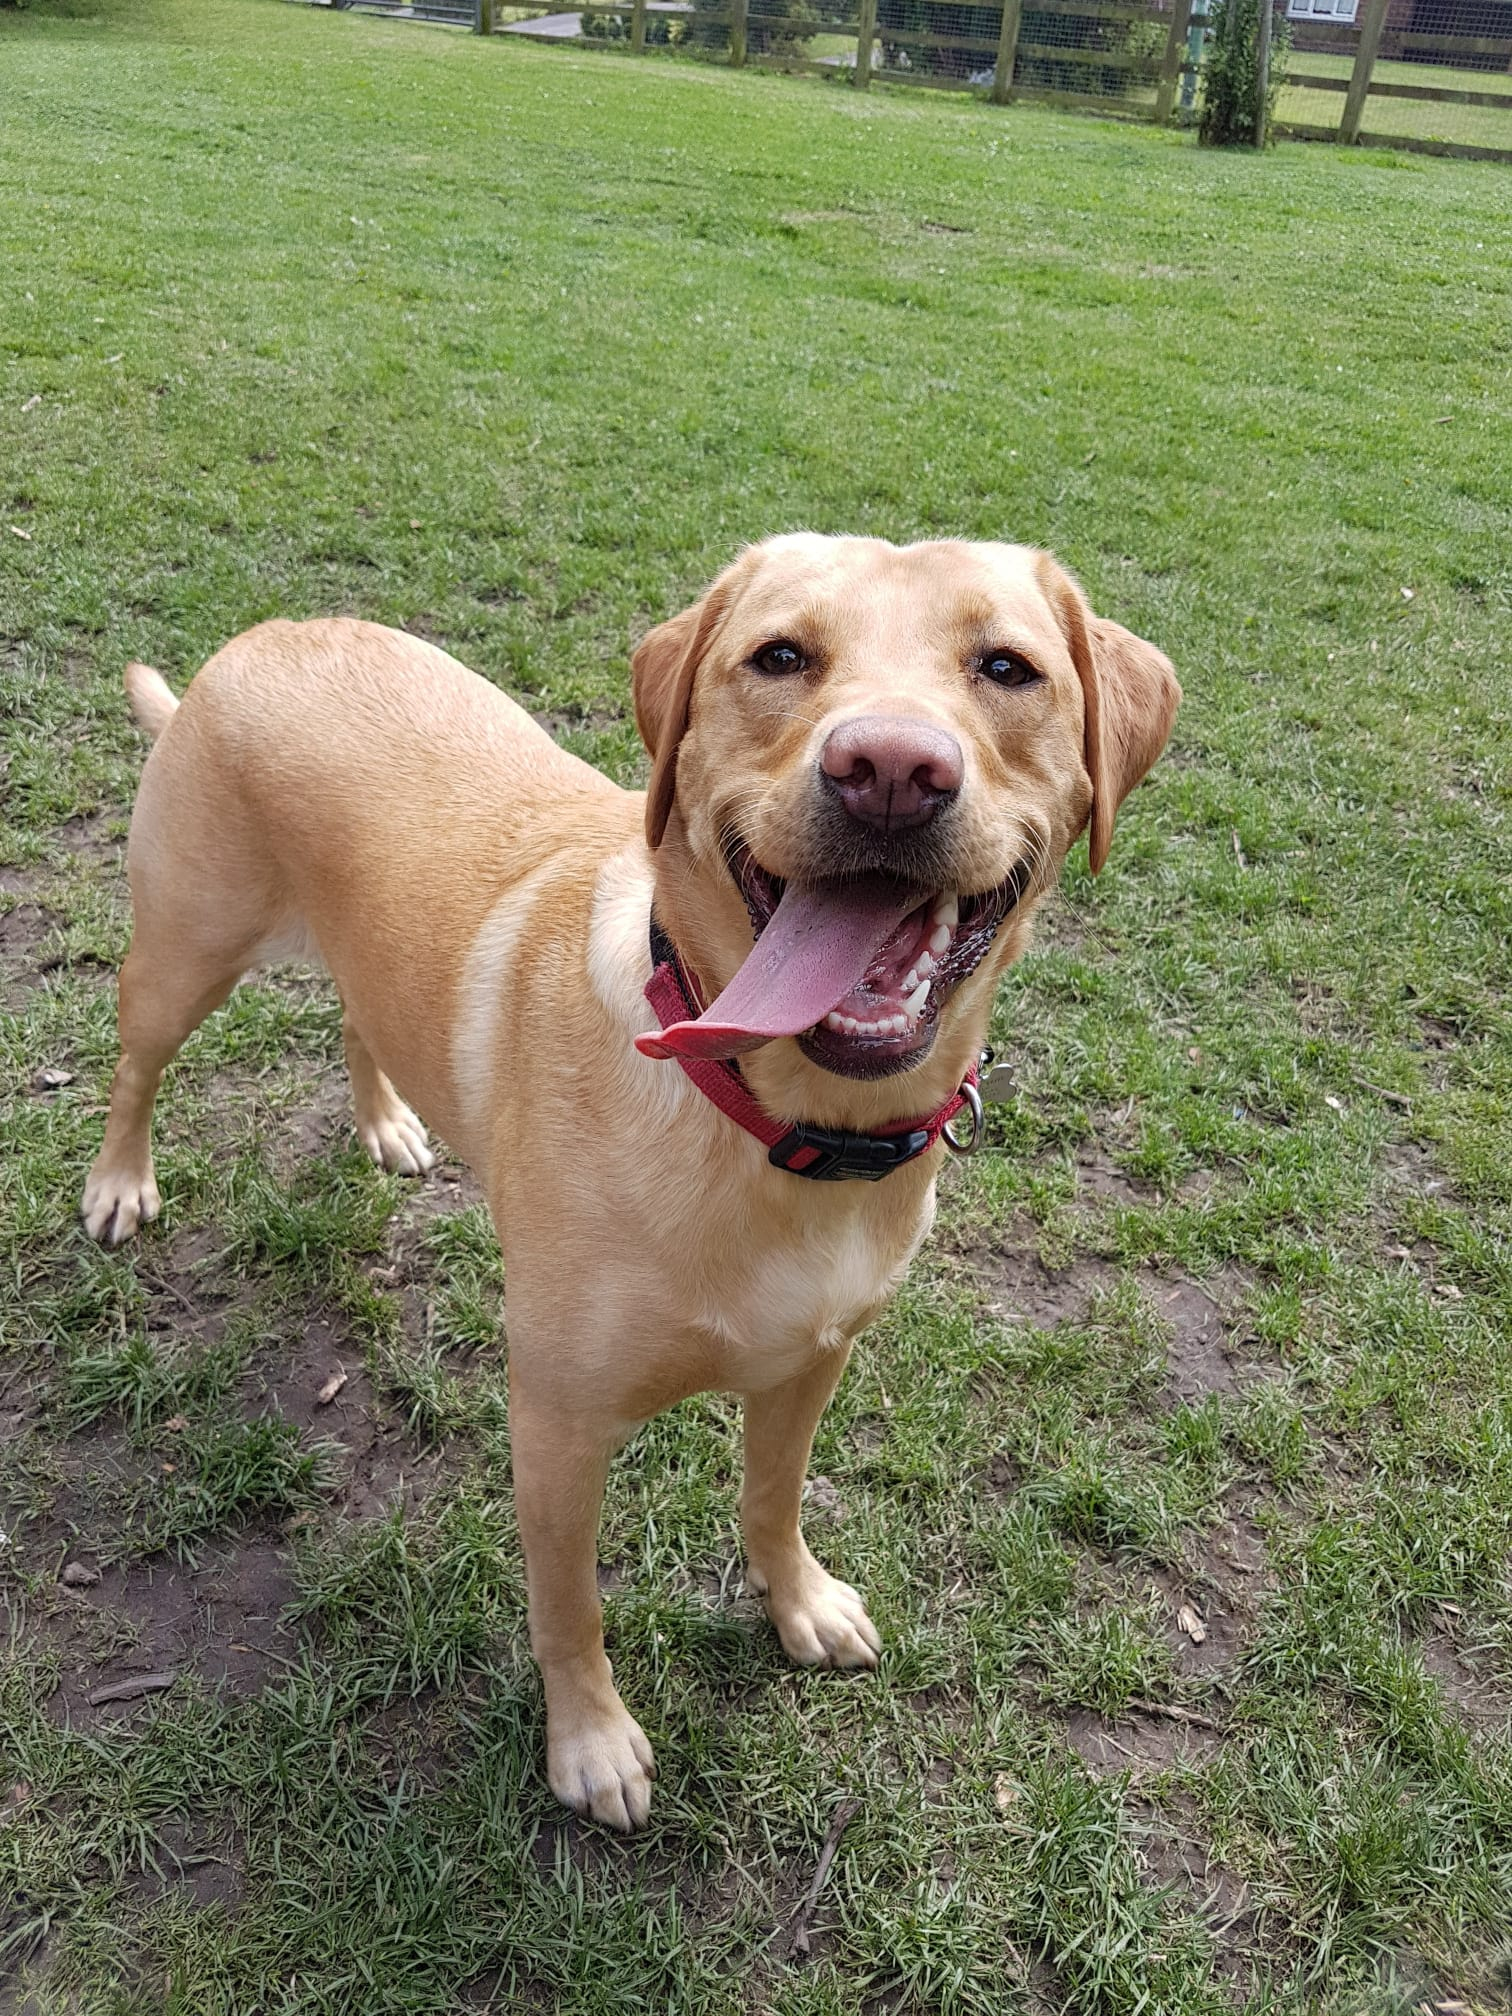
820;715;963;831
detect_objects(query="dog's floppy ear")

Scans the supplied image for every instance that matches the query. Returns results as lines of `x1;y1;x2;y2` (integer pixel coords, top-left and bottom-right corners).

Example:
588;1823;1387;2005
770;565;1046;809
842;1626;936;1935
1035;554;1181;875
632;570;740;849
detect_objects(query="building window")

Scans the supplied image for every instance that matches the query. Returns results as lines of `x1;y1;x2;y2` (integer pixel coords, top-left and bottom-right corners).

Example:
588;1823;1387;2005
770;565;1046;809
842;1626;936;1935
1287;0;1359;18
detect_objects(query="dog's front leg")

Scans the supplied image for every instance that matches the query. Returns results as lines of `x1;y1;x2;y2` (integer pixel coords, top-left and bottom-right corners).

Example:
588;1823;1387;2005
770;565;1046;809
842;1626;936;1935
509;1376;656;1831
741;1346;881;1671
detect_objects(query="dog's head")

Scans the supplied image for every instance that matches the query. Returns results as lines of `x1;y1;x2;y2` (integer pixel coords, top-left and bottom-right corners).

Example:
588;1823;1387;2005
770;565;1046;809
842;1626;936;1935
633;535;1178;1117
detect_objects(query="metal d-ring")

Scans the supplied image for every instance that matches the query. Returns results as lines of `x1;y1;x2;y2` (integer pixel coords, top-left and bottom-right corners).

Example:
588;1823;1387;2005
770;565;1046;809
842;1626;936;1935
942;1078;984;1157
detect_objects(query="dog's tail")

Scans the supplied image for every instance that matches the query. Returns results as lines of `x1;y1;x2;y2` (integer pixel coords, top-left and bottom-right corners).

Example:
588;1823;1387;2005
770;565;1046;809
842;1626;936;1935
124;662;179;742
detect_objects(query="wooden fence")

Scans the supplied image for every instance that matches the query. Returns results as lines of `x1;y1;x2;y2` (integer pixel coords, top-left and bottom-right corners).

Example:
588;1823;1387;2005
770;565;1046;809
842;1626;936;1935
312;0;1512;158
1277;0;1512;158
328;0;1201;119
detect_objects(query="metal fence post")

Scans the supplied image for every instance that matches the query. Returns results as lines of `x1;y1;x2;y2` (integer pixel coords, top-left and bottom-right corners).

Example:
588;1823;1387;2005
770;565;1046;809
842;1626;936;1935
1155;0;1195;120
630;0;647;50
990;0;1023;102
730;0;747;65
1340;0;1388;142
854;0;877;84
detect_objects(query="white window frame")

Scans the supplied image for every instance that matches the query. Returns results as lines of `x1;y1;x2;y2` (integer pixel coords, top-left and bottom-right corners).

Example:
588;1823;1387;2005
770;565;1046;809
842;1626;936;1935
1287;0;1359;20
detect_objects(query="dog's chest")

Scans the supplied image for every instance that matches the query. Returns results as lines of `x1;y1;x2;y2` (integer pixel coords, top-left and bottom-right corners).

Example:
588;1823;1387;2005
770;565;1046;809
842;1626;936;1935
696;1186;936;1391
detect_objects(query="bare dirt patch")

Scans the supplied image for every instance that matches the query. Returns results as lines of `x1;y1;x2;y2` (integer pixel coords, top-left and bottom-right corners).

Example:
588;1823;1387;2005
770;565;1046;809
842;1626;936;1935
1151;1565;1248;1682
1199;1495;1273;1587
959;1224;1262;1409
283;1074;354;1163
0;900;64;1008
958;1219;1119;1329
39;1528;298;1730
1066;1705;1224;1772
1380;1138;1451;1196
1420;1627;1512;1734
1149;1266;1257;1406
380;1163;487;1266
251;1309;453;1521
53;812;122;872
124;1816;244;1913
1076;1153;1157;1209
1135;1796;1255;1978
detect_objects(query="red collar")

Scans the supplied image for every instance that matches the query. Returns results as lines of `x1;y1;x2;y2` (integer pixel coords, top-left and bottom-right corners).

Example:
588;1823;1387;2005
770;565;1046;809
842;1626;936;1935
644;913;979;1181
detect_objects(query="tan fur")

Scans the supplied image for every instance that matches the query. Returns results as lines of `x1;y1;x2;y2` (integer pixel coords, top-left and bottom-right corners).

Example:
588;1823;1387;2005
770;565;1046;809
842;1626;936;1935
82;539;1178;1830
124;661;180;742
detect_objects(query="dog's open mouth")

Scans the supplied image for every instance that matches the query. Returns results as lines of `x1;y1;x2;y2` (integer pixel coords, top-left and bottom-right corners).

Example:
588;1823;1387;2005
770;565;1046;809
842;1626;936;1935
636;841;1029;1080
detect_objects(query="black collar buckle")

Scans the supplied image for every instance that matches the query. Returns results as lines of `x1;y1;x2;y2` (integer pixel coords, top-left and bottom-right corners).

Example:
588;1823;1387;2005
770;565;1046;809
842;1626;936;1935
769;1121;933;1182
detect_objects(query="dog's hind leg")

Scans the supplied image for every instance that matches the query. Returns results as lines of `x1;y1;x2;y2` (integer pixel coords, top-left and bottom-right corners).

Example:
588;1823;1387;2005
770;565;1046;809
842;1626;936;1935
343;1011;434;1176
82;936;245;1245
84;669;274;1244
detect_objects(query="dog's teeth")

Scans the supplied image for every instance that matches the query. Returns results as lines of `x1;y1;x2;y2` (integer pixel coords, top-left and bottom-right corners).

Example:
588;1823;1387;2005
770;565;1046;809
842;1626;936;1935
933;895;959;930
916;951;935;978
928;925;951;957
905;978;930;1016
842;1016;859;1035
903;967;919;993
824;1011;847;1031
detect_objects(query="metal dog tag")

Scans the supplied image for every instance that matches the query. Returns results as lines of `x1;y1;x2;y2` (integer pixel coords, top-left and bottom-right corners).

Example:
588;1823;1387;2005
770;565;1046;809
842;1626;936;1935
979;1061;1016;1102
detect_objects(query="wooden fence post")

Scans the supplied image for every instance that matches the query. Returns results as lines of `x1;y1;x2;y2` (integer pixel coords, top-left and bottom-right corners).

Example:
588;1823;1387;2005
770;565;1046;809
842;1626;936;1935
990;0;1023;102
854;0;877;86
730;0;748;65
1254;0;1272;144
1155;0;1195;121
1340;0;1388;142
630;0;647;51
475;0;494;31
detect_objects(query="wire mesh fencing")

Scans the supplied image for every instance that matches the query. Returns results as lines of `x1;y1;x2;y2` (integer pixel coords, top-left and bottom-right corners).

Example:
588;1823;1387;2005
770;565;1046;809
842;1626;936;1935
292;0;1511;158
503;0;1201;113
1278;0;1512;154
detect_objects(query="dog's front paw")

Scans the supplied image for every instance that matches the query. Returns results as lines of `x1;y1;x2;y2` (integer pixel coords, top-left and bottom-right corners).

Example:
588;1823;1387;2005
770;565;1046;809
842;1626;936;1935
749;1556;882;1671
548;1700;657;1832
356;1100;435;1178
81;1160;160;1246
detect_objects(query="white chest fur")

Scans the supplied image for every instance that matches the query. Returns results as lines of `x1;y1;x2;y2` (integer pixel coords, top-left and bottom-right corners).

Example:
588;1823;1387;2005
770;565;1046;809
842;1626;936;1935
694;1182;937;1390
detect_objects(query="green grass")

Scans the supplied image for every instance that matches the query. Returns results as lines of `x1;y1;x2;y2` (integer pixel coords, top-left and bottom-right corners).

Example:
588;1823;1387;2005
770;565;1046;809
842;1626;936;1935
2;0;1511;2009
1279;49;1512;152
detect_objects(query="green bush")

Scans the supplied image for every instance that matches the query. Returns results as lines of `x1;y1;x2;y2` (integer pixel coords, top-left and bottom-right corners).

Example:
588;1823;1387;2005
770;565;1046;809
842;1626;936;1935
1198;0;1290;144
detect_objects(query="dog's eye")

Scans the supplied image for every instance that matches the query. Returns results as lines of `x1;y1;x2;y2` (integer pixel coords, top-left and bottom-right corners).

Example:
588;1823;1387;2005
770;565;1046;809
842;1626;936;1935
752;640;805;677
979;649;1043;689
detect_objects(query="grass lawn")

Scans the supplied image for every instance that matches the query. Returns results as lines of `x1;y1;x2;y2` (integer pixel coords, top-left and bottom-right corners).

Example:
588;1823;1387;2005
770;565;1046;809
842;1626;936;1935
3;1;1511;2009
1278;49;1512;153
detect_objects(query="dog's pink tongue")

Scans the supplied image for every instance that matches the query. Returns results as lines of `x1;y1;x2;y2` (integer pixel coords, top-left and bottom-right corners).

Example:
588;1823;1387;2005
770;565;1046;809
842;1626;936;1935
637;879;918;1063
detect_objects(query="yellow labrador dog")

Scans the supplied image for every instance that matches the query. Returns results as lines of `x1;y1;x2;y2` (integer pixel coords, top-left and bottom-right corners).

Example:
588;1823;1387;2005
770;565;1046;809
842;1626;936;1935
83;535;1178;1829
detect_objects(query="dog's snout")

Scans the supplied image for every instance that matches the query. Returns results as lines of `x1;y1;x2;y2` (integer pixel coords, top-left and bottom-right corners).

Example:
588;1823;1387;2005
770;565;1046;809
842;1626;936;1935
819;714;963;832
